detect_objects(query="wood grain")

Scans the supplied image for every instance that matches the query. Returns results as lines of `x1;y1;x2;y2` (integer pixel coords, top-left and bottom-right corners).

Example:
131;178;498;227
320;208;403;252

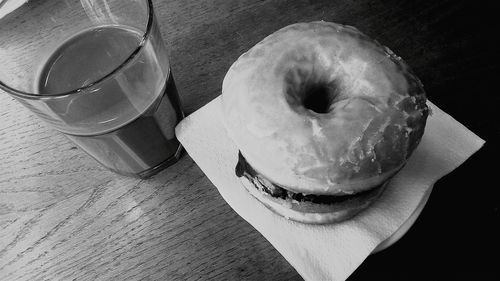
1;0;498;280
0;95;302;280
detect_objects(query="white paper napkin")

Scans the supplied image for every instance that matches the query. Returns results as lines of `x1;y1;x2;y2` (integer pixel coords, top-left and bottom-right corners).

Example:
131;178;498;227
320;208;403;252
175;97;484;281
0;0;27;19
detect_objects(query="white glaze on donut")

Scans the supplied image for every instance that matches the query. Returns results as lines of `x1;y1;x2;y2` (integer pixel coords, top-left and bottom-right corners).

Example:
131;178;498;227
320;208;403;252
222;21;428;195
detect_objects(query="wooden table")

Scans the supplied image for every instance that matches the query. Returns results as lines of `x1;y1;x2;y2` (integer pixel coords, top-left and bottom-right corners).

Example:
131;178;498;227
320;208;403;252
1;0;498;280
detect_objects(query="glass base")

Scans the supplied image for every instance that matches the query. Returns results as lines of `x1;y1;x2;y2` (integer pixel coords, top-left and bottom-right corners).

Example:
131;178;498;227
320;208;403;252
108;143;184;178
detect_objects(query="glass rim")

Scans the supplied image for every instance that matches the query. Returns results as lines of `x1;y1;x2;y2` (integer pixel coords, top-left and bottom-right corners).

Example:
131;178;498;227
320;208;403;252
0;0;155;100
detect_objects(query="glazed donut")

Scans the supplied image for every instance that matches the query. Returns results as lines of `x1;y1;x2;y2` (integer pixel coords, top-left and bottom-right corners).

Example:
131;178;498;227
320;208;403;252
222;21;429;224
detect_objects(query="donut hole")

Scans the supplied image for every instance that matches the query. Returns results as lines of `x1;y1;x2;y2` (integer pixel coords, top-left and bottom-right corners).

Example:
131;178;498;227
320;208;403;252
284;66;342;114
302;84;338;114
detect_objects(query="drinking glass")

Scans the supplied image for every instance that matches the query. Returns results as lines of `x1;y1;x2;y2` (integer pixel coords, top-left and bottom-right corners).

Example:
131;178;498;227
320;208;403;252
0;0;184;178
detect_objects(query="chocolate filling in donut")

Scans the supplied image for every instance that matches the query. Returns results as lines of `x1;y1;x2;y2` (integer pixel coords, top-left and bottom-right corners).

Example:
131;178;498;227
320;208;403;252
235;151;383;205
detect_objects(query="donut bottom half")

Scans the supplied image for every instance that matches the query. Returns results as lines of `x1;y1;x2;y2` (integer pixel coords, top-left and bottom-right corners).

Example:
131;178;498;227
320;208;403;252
239;173;389;225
